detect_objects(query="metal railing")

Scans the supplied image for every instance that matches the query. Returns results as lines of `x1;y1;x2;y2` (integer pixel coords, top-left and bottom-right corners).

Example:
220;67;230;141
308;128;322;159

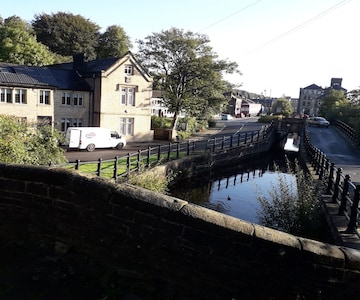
303;130;360;236
65;123;275;180
333;120;356;143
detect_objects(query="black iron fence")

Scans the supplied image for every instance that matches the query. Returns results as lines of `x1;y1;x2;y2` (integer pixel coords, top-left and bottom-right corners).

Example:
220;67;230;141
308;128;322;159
303;130;360;236
65;123;274;180
333;120;356;143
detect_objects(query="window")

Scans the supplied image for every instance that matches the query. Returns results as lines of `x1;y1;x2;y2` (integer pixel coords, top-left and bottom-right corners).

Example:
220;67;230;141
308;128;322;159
61;118;82;132
124;65;133;75
121;87;135;106
0;88;12;103
73;93;83;106
62;92;71;105
61;118;71;132
37;116;52;126
119;117;134;136
39;90;50;105
14;89;26;104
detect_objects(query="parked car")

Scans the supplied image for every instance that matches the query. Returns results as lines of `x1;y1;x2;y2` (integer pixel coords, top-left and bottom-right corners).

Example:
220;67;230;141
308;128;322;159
221;114;233;120
307;117;330;127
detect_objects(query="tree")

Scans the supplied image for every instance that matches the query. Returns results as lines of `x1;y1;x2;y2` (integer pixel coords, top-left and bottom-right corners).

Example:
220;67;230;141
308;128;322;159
272;97;293;117
318;89;348;120
136;28;240;131
32;12;100;60
96;25;132;58
0;115;67;165
346;88;360;106
0;16;56;66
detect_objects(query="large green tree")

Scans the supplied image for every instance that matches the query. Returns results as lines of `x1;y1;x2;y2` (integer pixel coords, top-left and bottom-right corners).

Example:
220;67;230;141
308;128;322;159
32;12;100;60
0;16;56;66
272;97;293;117
96;25;132;58
136;27;240;130
0;115;67;165
318;89;348;119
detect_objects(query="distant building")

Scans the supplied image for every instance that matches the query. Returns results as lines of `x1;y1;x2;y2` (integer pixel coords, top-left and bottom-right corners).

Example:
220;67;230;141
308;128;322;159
150;90;185;118
297;78;347;116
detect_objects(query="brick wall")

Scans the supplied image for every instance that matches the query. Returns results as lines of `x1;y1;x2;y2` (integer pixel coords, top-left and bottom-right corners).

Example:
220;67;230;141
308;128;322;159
1;163;360;298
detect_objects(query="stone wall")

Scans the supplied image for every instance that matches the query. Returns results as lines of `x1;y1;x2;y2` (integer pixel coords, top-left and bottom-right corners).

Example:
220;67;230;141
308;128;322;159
1;163;360;299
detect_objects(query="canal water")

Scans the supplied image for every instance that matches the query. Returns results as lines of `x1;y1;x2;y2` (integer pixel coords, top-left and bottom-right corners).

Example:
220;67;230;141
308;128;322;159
169;148;298;224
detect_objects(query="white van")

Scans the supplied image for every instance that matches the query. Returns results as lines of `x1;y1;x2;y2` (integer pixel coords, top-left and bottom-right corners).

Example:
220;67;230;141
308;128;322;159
65;127;126;152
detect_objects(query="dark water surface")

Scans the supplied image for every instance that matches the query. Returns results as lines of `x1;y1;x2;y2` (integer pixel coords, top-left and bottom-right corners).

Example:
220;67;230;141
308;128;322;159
169;150;297;224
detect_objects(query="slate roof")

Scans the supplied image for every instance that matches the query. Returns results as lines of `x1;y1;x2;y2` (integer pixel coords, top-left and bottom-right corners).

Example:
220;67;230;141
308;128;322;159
303;84;323;90
48;57;119;77
0;63;91;91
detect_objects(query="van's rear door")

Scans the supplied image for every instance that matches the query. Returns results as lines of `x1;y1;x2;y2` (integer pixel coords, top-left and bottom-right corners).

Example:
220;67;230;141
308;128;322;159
69;129;81;148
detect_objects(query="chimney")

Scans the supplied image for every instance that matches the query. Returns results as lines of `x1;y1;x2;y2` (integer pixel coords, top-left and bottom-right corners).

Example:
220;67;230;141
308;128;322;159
73;53;85;70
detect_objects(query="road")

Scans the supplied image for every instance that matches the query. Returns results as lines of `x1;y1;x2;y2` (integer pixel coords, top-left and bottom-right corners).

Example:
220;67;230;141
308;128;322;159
64;117;264;163
307;124;360;184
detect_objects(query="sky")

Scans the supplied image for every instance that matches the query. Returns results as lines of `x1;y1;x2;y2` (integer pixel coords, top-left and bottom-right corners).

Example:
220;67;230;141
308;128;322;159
2;0;359;98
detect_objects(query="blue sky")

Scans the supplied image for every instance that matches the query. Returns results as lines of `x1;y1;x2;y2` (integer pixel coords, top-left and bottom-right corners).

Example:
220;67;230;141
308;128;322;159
2;0;359;98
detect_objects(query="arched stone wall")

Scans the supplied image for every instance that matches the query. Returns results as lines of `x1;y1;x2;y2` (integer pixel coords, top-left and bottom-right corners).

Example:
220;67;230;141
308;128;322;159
1;163;360;299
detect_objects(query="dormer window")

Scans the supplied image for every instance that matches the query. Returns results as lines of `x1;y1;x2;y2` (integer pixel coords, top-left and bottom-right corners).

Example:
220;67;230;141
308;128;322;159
125;65;133;75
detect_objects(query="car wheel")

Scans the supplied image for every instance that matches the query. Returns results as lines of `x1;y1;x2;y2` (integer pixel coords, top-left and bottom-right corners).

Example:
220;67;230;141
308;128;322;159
116;142;124;149
86;143;96;152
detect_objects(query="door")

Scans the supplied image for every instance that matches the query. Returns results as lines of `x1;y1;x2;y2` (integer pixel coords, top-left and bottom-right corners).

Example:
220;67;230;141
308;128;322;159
69;130;81;148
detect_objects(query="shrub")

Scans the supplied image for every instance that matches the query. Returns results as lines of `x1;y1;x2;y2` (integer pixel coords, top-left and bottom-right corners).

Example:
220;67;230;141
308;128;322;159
151;116;172;129
256;159;325;239
127;170;175;194
0;115;67;165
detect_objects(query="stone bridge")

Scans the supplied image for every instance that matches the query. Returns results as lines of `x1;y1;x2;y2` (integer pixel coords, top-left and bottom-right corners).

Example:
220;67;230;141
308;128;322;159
1;162;360;299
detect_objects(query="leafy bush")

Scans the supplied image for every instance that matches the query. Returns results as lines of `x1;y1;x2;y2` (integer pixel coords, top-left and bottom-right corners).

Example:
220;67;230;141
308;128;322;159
256;159;325;239
151;116;172;129
0;115;67;165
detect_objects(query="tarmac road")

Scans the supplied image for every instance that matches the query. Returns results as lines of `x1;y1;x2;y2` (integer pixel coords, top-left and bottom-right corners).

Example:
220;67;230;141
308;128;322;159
64;117;263;163
307;124;360;184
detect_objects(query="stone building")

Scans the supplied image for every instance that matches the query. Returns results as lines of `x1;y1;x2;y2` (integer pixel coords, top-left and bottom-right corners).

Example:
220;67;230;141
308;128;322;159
0;51;154;142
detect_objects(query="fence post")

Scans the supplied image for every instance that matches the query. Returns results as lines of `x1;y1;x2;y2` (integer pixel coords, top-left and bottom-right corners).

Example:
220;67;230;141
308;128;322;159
326;162;335;194
146;147;151;167
244;132;248;144
251;132;254;142
230;135;233;148
346;185;360;233
75;159;80;170
97;158;102;177
126;154;130;177
318;155;325;180
176;142;180;159
167;143;171;161
338;174;350;215
213;138;216;152
187;140;190;156
137;150;141;171
237;133;240;146
113;156;118;180
332;168;342;203
221;136;225;149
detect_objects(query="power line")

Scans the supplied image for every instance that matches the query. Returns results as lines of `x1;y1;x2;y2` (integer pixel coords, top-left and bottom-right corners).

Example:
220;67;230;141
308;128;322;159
197;0;262;33
247;0;351;54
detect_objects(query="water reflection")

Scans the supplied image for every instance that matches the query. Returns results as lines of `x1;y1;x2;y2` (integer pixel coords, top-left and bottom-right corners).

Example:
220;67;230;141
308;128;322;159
169;152;296;224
